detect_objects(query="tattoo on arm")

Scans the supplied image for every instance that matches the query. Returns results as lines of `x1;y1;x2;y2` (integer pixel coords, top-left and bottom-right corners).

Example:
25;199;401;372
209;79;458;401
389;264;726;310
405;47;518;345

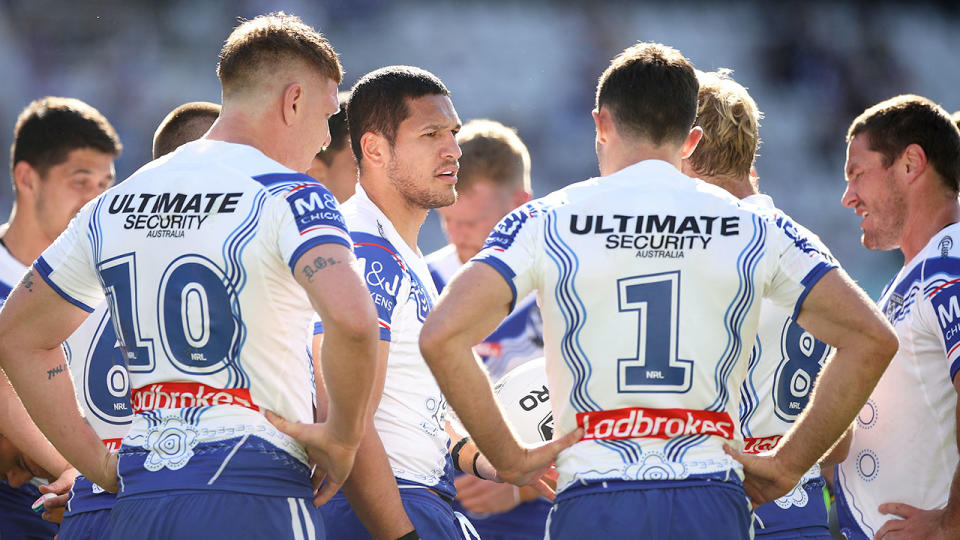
22;269;35;293
301;256;342;282
46;364;65;380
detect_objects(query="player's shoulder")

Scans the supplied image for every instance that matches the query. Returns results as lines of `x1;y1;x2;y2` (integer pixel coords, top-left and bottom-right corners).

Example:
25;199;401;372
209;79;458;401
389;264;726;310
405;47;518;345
742;194;836;262
916;224;960;284
352;230;408;291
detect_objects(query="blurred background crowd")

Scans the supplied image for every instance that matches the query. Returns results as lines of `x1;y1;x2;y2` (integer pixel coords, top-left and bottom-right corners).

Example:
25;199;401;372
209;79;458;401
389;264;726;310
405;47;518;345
1;0;957;297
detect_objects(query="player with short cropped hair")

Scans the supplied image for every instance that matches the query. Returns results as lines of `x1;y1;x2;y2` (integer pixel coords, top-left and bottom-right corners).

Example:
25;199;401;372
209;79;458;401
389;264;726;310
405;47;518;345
0;13;379;540
0;96;121;540
307;91;357;203
835;95;960;540
420;42;897;539
427;118;545;540
152;101;220;159
681;69;840;539
297;64;472;540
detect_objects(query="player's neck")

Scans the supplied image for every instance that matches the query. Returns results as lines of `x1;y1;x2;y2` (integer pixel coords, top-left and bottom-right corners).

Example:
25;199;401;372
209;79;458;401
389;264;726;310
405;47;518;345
702;174;759;199
206;112;301;171
359;177;426;254
0;206;50;266
899;195;960;262
600;143;682;177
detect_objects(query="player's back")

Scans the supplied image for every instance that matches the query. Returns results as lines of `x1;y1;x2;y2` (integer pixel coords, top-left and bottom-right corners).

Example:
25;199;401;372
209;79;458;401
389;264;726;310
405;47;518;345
474;159;834;490
37;139;352;499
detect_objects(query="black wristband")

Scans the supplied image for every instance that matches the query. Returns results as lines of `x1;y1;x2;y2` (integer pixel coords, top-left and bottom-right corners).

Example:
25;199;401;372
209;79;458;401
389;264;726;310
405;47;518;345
472;451;484;480
395;531;419;540
450;436;471;473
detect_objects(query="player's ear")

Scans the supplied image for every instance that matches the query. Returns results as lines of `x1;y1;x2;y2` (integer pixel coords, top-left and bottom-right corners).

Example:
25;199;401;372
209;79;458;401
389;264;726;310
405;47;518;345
899;143;927;185
680;126;703;160
592;108;608;144
12;161;39;197
360;131;388;168
281;82;304;126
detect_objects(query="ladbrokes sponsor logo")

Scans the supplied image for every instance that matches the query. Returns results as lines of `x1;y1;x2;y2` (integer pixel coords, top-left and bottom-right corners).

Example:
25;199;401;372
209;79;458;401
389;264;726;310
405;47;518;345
576;406;734;440
102;438;123;452
131;382;259;413
743;435;782;454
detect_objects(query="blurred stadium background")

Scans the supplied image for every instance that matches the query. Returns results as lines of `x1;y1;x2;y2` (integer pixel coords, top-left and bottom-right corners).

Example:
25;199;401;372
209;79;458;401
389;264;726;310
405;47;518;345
1;0;958;298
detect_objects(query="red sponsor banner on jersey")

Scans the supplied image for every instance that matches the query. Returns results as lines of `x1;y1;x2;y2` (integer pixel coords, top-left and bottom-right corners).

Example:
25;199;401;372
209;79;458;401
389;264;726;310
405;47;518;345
576;406;734;441
742;435;782;454
131;382;259;413
101;438;123;452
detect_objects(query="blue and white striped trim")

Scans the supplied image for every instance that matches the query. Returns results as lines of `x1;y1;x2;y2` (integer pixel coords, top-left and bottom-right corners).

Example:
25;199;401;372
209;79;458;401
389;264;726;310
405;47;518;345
34;256;95;312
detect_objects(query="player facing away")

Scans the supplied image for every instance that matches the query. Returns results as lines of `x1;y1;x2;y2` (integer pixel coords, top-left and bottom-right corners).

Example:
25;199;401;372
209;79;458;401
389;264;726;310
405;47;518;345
151;101;220;159
0;12;379;540
426;119;552;539
0;96;121;540
834;96;960;540
680;70;842;539
306;91;358;203
420;42;897;539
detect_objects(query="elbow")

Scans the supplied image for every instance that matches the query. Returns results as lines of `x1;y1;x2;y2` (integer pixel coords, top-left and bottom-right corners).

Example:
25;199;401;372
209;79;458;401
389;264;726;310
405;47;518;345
871;322;899;369
326;302;378;347
418;317;447;369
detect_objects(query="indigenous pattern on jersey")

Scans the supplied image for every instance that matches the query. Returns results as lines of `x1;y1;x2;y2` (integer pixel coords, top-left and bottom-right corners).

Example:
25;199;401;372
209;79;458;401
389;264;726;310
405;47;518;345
836;223;960;537
338;185;454;496
472;160;835;493
35;139;352;499
736;195;834;536
428;244;543;381
428;244;551;539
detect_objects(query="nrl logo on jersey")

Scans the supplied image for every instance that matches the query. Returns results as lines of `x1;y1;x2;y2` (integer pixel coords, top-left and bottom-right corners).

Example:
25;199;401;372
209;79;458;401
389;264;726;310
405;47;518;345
884;292;904;321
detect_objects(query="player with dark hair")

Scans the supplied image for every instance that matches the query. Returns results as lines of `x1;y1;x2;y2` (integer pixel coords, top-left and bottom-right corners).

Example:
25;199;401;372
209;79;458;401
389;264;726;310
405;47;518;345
419;42;896;539
294;64;476;540
835;95;960;540
427;118;545;540
681;69;844;539
0;13;378;539
0;96;121;540
307;91;357;203
152;101;220;159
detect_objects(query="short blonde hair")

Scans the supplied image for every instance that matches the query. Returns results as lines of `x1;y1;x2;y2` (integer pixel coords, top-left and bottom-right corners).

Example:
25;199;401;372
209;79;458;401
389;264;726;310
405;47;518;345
687;69;762;179
217;12;342;97
456;119;531;194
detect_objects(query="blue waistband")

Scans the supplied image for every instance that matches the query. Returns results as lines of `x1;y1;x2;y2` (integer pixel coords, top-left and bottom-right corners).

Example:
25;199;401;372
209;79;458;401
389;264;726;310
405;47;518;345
66;474;117;516
117;435;312;499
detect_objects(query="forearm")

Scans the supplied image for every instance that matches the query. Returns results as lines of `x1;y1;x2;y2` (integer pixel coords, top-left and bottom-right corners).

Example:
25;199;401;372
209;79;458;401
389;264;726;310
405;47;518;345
341;418;415;540
319;324;377;446
0;346;107;482
425;338;522;472
0;370;71;475
311;333;329;424
818;423;853;469
775;344;889;479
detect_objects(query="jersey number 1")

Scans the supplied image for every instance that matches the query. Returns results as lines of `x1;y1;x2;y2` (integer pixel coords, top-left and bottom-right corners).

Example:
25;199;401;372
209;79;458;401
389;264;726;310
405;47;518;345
617;272;692;393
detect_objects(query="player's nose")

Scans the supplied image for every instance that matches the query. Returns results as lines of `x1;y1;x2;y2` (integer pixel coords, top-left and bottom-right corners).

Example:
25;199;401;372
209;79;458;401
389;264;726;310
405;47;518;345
840;184;858;209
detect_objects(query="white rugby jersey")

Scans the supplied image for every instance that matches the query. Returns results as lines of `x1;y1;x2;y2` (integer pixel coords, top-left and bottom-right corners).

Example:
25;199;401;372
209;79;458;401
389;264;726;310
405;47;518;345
472;160;835;492
836;224;960;537
343;185;453;496
35;139;352;497
427;244;543;381
0;244;132;512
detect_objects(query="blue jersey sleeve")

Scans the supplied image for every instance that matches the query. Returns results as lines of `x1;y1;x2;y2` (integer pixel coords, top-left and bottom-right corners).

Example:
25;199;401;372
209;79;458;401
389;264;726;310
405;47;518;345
352;232;406;341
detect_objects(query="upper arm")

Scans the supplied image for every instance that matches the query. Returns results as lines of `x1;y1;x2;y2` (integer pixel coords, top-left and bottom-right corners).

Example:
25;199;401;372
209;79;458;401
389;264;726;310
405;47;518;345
0;268;92;354
293;242;375;340
794;267;896;353
421;261;514;354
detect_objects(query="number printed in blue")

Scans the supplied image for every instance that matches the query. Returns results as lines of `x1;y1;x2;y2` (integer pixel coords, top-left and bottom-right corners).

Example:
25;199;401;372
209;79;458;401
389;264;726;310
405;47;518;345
617;272;693;393
772;320;829;421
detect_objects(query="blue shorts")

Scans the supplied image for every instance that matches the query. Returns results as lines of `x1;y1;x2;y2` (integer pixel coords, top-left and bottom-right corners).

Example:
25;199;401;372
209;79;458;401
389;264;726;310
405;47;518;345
454;498;551;540
110;490;323;540
58;508;111;540
0;481;58;540
320;488;477;539
547;478;751;540
753;476;832;539
833;469;870;540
